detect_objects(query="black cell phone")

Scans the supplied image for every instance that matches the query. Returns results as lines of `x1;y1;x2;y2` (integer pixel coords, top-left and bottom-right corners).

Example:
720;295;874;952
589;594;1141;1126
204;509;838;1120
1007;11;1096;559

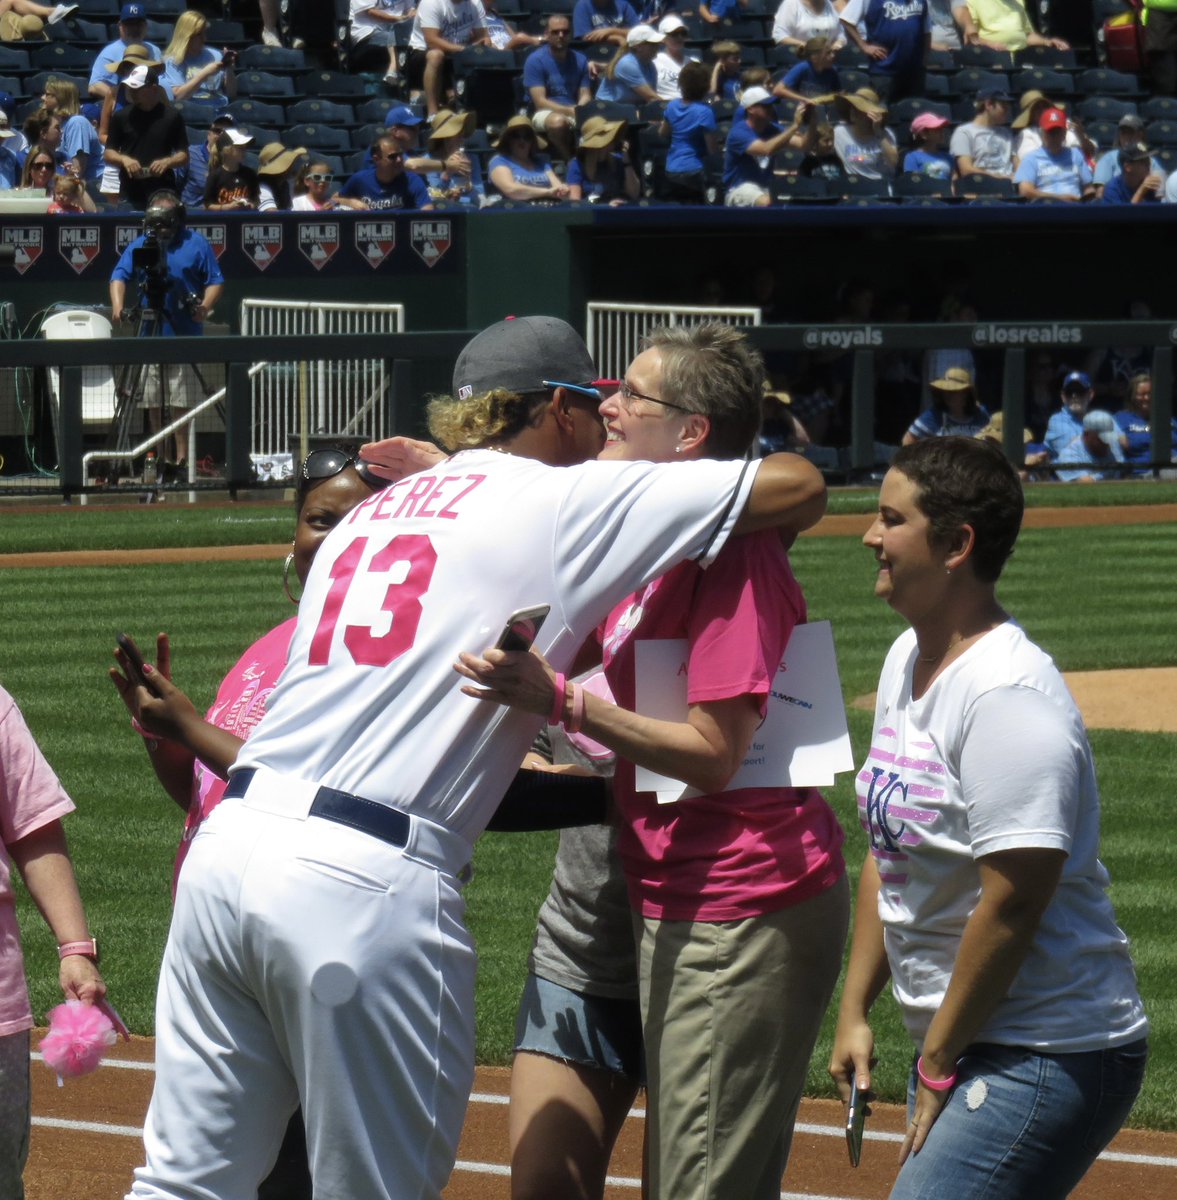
846;1081;868;1168
116;632;147;683
494;605;550;653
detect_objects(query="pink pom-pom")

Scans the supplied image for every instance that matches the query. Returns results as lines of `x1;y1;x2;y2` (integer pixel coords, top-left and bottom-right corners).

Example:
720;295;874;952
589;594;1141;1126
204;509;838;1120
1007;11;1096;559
40;1000;117;1079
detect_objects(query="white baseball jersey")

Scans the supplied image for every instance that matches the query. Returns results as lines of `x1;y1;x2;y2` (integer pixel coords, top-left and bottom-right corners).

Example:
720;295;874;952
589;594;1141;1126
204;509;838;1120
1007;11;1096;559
408;0;487;51
236;450;757;840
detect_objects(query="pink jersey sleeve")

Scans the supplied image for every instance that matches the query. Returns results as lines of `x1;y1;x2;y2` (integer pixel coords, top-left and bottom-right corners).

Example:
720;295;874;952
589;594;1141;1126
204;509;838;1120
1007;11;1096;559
684;530;805;713
0;688;75;845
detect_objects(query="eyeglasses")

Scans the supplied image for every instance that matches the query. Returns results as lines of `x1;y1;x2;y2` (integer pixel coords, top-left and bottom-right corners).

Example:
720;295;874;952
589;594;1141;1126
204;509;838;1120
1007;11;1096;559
300;448;382;493
32;161;54;170
615;378;691;415
306;173;333;182
373;151;403;161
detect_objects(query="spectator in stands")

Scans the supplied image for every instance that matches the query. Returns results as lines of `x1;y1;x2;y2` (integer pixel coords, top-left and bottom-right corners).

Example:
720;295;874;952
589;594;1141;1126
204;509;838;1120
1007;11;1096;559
699;0;748;25
903;110;953;179
0;10;43;40
90;3;162;101
834;86;898;181
724;88;812;205
487;114;569;201
1146;0;1177;96
774;35;840;104
482;0;540;49
1115;371;1177;471
597;24;664;104
902;366;989;443
162;11;237;109
924;295;977;392
800;119;844;183
19;147;58;192
292;158;352;209
949;84;1013;182
1093;114;1165;194
927;0;964;49
840;0;930;103
0;1;74;31
257;142;305;209
772;0;846;50
423;107;485;205
1015;106;1094;202
572;0;638;46
97;44;171;203
41;78;103;183
202;127;258;210
1055;410;1127;482
406;0;489;119
22;109;61;172
567;114;639;201
349;0;418;84
952;0;1069;53
709;38;743;100
340;132;433;209
0;117;23;190
180;111;234;208
1010;91;1094;163
1101;142;1164;204
974;412;1051;479
1044;370;1092;457
654;15;694;99
661;59;718;201
104;66;189;209
48;171;94;211
523;14;592;162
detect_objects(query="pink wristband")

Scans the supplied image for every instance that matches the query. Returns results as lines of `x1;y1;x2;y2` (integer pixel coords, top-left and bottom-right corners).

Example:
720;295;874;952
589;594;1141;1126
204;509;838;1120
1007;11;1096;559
130;716;151;737
916;1056;957;1092
547;673;567;726
565;682;585;734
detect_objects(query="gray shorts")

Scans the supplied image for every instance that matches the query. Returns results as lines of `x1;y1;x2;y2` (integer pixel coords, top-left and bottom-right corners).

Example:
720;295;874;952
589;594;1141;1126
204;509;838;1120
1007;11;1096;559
514;973;644;1083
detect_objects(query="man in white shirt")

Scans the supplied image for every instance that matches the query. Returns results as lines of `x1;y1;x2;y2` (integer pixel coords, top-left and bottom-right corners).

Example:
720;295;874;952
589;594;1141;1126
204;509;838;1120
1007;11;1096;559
653;14;695;99
407;0;489;117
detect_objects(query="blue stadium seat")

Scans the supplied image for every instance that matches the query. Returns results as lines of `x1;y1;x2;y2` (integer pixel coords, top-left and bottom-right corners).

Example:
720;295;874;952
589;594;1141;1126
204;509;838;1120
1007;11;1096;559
151;0;186;15
0;47;31;73
956;174;1017;198
1012;68;1074;98
576;100;635;125
288;98;356;124
206;19;248;46
1142;95;1177;120
74;0;119;16
1155;146;1177;174
352;124;384;149
766;46;798;71
27;70;88;97
357;96;401;123
1078;67;1142;96
283;123;351;152
890;97;951;124
839;68;871;92
297;70;370;100
225;97;287;125
1016;45;1079;71
957;44;1016;70
836;174;892;199
923;73;955;98
892;172;953;199
924;49;958;73
143;19;174;46
32;43;95;73
1079;95;1138;123
238;45;308;73
771;174;832;203
344;149;368;174
46;16;107;46
949;68;1010;98
0;75;24;100
1144;119;1177;146
236;70;296;98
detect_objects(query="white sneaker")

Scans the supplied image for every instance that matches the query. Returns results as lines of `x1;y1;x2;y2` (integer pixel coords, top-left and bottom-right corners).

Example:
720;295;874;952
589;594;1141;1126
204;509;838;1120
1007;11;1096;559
291;37;305;49
261;28;281;47
48;3;78;24
383;70;400;85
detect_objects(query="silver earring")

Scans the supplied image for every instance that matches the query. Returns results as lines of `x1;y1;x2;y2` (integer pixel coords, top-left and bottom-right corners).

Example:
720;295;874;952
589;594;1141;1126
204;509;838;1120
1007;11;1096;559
674;445;683;454
283;549;300;605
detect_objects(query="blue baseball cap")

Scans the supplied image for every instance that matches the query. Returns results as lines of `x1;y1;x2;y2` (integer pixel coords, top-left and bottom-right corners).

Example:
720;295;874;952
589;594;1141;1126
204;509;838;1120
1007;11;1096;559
1063;371;1092;392
384;104;423;128
977;85;1012;103
120;3;147;21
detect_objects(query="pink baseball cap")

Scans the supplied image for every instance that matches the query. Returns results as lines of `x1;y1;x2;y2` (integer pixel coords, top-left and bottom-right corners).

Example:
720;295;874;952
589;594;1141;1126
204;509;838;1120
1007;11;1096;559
910;112;949;134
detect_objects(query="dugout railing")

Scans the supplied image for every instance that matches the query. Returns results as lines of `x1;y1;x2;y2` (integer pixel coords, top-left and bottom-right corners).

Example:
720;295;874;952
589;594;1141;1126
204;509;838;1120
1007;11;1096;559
0;321;1174;499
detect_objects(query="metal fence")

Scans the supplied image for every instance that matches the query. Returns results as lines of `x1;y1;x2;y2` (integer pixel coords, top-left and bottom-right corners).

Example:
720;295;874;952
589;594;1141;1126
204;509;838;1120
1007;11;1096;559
240;299;407;466
586;303;762;380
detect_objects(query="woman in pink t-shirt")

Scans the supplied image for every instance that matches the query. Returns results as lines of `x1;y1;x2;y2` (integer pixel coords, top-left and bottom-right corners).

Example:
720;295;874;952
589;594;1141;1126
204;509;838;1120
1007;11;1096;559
109;448;380;1200
458;324;849;1200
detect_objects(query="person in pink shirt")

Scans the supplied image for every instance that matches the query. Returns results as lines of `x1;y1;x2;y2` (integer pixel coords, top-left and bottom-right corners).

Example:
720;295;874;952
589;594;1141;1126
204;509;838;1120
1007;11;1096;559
0;685;106;1200
457;323;849;1200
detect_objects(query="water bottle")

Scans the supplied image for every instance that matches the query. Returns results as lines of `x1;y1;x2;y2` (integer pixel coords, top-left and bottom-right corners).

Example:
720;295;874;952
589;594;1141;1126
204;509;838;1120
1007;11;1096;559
144;451;157;485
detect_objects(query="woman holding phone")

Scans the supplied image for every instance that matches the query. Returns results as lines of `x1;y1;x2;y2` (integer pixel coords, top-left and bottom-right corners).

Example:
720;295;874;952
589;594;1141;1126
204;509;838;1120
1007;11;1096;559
829;436;1147;1199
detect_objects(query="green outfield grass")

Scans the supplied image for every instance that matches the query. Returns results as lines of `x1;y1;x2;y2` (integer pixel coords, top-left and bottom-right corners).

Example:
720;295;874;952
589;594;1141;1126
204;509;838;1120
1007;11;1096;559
4;509;1174;1127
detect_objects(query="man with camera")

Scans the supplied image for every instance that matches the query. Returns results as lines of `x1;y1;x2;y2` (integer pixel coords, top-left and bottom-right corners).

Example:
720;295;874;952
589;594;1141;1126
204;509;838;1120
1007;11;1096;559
109;191;223;468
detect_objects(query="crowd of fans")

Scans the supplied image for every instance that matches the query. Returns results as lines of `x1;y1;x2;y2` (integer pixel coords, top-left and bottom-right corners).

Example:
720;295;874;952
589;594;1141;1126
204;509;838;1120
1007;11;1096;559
0;1;1174;210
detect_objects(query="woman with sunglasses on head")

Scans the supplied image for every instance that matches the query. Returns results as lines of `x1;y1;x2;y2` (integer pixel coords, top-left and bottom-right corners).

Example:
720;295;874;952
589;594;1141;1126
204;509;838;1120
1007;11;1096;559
829;436;1147;1200
488;114;569;203
454;324;848;1200
107;448;382;1199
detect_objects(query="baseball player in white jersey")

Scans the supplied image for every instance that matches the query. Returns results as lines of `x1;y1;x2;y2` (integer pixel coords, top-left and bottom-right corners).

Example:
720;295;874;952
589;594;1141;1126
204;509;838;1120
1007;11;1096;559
125;316;827;1200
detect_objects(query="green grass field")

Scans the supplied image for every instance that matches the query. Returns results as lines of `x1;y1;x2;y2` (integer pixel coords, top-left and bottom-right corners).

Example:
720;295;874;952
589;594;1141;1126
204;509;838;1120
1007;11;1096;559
3;500;1175;1127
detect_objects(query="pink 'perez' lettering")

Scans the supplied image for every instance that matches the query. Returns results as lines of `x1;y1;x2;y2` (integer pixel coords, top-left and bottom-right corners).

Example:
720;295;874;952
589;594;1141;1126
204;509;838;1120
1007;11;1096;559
416;474;468;519
438;473;486;519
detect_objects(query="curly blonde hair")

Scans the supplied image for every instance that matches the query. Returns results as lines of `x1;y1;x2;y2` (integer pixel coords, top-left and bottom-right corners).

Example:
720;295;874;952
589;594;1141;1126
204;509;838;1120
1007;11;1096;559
426;388;549;451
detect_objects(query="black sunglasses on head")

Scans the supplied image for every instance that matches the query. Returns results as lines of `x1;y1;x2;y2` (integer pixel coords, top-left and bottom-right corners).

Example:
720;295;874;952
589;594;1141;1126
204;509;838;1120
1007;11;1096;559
299;448;383;493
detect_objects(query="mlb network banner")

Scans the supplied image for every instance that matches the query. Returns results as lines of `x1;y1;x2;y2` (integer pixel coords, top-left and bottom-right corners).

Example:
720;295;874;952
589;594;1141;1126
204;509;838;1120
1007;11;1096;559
0;213;460;281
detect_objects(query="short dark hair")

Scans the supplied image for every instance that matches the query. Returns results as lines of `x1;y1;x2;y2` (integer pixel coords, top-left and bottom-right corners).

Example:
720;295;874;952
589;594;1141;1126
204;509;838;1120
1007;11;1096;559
890;437;1023;583
679;61;710;103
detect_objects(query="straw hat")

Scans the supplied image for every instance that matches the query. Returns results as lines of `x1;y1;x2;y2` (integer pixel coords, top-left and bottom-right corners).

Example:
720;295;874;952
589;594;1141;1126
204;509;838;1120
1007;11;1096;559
493;114;544;150
429;109;476;142
930;366;974;392
838;87;887;119
1011;89;1055;130
108;42;163;72
257;142;306;175
578;115;625;149
975;411;1031;444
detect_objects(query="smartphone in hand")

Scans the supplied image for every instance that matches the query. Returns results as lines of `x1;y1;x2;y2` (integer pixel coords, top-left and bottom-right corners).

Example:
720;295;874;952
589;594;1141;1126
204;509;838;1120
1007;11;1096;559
494;605;550;653
846;1080;869;1167
116;632;148;685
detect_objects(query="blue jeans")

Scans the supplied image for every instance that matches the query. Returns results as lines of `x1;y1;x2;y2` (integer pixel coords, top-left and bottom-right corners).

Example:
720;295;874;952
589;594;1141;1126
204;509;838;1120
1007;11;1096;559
891;1039;1148;1200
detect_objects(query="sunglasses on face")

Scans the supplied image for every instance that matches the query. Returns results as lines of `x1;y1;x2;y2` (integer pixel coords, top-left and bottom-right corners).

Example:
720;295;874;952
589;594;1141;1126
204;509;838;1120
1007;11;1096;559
32;161;54;170
306;172;333;182
300;448;383;493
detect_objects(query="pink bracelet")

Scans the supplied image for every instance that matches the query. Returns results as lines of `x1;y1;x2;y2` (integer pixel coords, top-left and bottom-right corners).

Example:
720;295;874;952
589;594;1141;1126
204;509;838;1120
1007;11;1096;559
547;673;567;726
58;938;99;962
565;682;586;734
131;716;151;737
916;1056;958;1092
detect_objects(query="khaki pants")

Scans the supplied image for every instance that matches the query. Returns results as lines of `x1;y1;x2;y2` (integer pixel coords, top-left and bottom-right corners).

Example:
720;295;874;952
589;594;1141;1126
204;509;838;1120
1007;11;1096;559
635;876;850;1200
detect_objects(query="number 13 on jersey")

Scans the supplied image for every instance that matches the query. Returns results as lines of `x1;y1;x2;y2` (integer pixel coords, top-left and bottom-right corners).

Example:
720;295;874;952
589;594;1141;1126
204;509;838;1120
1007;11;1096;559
307;534;438;667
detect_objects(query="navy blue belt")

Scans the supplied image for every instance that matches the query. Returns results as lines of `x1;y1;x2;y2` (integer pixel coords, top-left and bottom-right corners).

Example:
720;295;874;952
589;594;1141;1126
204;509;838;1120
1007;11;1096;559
225;768;411;849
